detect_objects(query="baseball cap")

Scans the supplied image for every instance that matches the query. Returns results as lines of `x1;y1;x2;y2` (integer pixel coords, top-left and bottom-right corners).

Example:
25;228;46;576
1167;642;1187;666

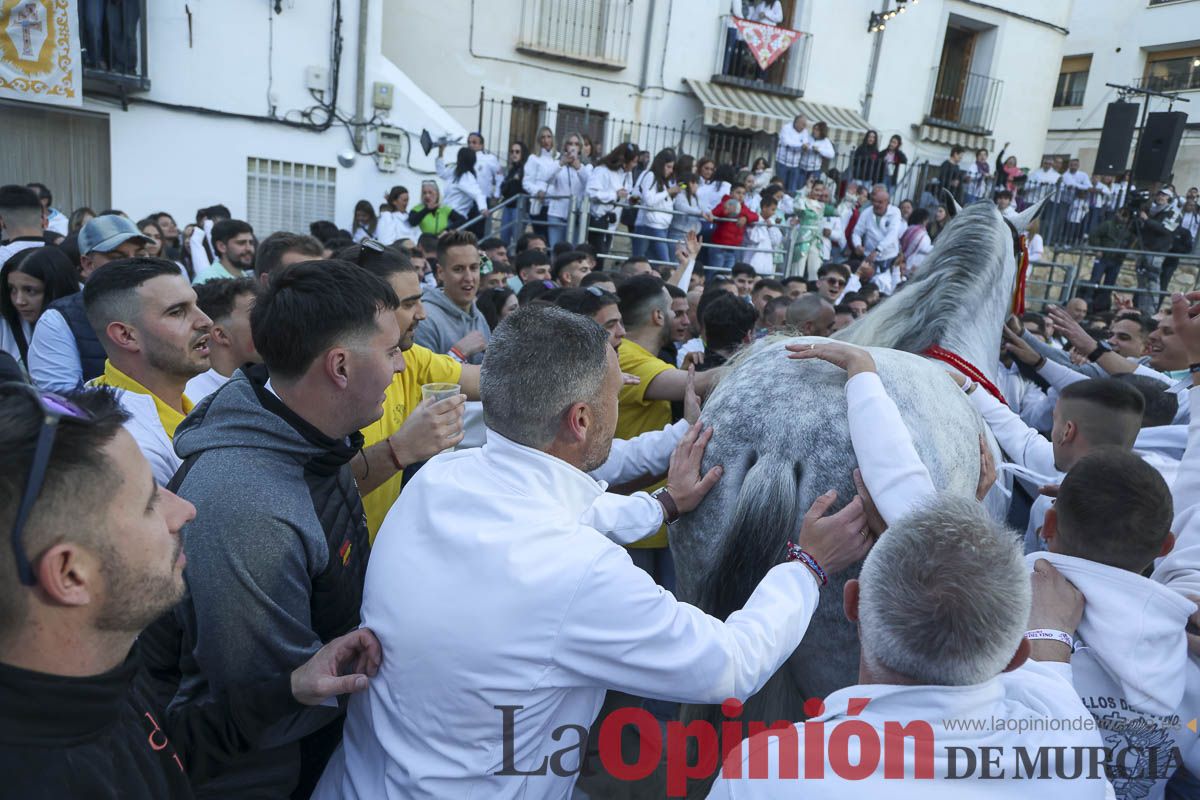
1156;187;1174;199
78;214;154;255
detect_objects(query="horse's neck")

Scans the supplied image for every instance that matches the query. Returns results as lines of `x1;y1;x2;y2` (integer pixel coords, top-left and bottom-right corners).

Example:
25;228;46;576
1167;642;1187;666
936;294;1007;384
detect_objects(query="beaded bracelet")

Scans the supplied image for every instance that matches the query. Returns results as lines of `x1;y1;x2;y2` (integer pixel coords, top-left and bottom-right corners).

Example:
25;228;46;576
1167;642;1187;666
785;541;827;586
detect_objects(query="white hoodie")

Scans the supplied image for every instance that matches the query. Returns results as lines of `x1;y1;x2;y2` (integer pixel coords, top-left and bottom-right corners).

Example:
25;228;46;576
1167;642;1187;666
1026;553;1196;800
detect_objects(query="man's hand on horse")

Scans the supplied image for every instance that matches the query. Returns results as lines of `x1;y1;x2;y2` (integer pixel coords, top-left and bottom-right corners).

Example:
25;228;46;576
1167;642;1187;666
665;422;723;515
852;469;886;540
1170;291;1200;367
786;341;877;377
975;434;997;502
796;490;871;575
1001;327;1042;367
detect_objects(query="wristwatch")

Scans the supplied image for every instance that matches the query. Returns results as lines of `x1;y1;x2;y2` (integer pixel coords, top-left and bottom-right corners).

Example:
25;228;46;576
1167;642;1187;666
1086;341;1111;362
651;487;680;525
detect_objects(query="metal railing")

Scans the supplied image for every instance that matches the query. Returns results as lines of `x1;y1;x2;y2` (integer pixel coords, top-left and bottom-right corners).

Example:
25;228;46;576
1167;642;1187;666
517;0;635;68
80;0;150;94
712;15;812;96
925;67;1002;135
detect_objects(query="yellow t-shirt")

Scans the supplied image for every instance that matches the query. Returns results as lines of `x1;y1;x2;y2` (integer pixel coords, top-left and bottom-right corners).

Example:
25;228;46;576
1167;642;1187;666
360;344;463;542
616;340;675;548
92;360;192;438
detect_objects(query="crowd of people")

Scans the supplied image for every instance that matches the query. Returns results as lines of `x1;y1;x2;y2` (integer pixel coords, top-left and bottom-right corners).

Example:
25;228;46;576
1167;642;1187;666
1;140;1200;800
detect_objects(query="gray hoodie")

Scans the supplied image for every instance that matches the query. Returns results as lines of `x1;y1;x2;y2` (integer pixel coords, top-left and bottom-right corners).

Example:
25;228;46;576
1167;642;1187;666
413;286;491;364
165;366;370;798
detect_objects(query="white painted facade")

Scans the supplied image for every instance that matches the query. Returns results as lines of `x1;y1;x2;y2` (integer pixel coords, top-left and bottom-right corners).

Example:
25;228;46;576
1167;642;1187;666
6;0;1075;229
1045;0;1200;189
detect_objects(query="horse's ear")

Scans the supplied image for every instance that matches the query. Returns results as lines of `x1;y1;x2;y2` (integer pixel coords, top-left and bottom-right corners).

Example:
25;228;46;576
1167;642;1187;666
940;190;962;218
1012;197;1048;233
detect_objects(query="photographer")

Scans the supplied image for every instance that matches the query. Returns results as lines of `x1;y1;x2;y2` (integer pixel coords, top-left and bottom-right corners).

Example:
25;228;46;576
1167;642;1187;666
1136;187;1183;315
1083;206;1135;312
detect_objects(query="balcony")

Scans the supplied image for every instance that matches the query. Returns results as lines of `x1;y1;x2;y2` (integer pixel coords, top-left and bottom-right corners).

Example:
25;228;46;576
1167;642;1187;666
79;0;150;97
517;0;634;70
711;15;811;98
924;66;1002;135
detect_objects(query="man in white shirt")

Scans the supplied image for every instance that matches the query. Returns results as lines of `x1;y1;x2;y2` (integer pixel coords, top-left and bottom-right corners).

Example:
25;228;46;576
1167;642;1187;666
83;257;213;484
711;342;1111;798
1061;158;1091;194
185;277;260;403
315;305;870;800
468;132;503;203
1027;157;1062;200
851;185;904;294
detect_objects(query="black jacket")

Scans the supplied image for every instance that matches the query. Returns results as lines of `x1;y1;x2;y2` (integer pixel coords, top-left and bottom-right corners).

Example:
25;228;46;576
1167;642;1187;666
0;644;299;800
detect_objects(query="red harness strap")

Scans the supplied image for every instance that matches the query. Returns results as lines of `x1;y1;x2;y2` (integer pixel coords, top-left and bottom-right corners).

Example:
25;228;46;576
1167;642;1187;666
1012;234;1029;316
923;344;1008;406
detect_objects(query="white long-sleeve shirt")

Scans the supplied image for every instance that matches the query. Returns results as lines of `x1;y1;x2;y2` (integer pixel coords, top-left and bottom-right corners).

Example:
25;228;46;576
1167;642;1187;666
545;162;590;220
316;429;821;800
522;149;558;215
435;157;489;219
473;150;503;200
851;204;903;261
633;170;675;230
775;123;811;168
586;166;631;222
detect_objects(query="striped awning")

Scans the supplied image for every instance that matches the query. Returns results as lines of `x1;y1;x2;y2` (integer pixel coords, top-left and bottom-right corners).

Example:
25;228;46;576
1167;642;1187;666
686;79;869;149
917;122;994;154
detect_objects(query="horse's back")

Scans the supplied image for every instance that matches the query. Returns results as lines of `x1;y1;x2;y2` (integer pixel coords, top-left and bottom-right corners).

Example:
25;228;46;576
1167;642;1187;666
671;337;983;699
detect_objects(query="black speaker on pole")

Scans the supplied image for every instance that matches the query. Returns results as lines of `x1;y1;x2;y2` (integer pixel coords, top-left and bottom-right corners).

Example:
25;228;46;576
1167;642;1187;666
1132;111;1187;185
1093;101;1138;175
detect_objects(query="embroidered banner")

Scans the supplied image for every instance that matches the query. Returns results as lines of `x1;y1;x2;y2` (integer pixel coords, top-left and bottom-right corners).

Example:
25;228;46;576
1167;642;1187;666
733;16;800;72
0;0;81;106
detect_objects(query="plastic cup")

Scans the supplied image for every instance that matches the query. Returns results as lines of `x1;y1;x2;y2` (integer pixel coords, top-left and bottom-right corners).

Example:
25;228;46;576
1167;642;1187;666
422;383;463;453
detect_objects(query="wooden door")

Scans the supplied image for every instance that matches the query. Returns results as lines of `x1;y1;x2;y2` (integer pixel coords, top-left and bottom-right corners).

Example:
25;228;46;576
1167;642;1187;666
932;26;976;123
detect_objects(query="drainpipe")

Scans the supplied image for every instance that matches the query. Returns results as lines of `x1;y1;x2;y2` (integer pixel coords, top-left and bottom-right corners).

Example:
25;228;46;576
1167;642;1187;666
354;0;370;150
638;0;658;93
861;0;888;121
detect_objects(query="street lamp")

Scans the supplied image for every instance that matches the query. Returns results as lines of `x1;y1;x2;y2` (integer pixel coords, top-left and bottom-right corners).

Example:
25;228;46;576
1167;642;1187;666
868;0;916;33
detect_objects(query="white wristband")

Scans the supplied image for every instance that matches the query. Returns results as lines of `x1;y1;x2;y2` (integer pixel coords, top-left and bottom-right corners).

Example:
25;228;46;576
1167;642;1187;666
1025;629;1074;650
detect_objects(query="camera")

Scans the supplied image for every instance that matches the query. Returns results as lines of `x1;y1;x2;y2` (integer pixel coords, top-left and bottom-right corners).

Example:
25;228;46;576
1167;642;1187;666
1125;189;1151;211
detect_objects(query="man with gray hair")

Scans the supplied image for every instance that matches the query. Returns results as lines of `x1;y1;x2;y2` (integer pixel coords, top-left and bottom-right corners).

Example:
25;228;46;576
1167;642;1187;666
785;293;835;337
711;341;1111;796
851;184;904;295
316;305;872;799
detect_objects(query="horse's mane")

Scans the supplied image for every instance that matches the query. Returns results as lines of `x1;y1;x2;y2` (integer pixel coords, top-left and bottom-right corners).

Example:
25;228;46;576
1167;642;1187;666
834;202;1010;353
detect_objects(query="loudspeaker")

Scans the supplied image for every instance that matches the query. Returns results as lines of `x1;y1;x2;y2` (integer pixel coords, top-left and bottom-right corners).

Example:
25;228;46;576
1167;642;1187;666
1132;111;1187;185
1094;101;1138;175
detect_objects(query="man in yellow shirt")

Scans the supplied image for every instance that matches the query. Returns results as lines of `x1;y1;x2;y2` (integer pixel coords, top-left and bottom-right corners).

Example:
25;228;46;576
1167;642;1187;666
83;257;213;485
614;274;725;579
342;243;480;541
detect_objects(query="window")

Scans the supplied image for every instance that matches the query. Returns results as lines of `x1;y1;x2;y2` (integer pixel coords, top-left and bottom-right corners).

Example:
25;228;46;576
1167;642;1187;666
1054;55;1092;107
707;129;755;170
517;0;634;68
555;105;607;152
246;158;336;236
508;97;546;152
1144;47;1200;92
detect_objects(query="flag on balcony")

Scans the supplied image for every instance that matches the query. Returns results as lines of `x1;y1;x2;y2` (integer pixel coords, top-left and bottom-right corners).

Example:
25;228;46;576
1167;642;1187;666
0;0;82;107
733;16;801;72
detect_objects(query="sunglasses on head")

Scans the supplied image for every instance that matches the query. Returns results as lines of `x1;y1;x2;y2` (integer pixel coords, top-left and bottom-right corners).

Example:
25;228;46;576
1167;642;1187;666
1;382;93;586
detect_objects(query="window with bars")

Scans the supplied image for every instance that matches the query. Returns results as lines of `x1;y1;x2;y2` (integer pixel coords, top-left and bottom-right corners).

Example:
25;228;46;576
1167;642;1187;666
1053;55;1091;108
246;158;337;236
1144;48;1200;93
517;0;634;67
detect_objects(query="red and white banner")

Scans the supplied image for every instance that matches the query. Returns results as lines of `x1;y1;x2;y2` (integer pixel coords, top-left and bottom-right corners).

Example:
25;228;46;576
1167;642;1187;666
733;16;801;71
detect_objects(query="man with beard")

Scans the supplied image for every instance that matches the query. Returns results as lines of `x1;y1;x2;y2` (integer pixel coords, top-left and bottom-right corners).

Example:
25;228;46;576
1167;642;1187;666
192;219;256;284
0;385;383;799
84;258;213;485
314;304;870;800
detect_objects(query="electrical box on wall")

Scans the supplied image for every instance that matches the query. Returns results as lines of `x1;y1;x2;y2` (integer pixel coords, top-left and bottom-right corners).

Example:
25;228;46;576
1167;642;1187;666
305;65;328;91
372;82;394;110
375;126;405;173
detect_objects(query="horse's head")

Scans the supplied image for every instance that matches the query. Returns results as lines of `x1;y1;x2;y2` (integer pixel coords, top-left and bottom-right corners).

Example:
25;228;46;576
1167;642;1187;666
836;198;1046;380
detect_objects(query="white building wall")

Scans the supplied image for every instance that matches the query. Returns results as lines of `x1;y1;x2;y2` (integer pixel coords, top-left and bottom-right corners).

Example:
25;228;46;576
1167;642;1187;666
92;0;462;230
1046;0;1200;188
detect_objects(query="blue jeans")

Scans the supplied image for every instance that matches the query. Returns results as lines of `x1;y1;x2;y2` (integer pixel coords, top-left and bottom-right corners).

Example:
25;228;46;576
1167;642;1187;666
547;215;569;249
631;224;670;263
709;247;738;273
499;205;522;248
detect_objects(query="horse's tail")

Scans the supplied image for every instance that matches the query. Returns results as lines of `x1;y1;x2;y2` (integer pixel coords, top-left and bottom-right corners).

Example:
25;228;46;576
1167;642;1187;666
683;451;806;798
695;452;801;622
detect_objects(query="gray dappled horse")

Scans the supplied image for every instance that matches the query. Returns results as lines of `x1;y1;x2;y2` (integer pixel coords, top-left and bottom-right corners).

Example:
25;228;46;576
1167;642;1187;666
670;201;1044;774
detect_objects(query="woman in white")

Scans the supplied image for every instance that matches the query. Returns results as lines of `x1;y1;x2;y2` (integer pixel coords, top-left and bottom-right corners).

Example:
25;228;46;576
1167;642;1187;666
899;207;934;279
375;185;419;245
435;145;489;236
545;141;591;249
668;172;709;244
585;142;638;258
631;148;681;264
522;126;559;239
